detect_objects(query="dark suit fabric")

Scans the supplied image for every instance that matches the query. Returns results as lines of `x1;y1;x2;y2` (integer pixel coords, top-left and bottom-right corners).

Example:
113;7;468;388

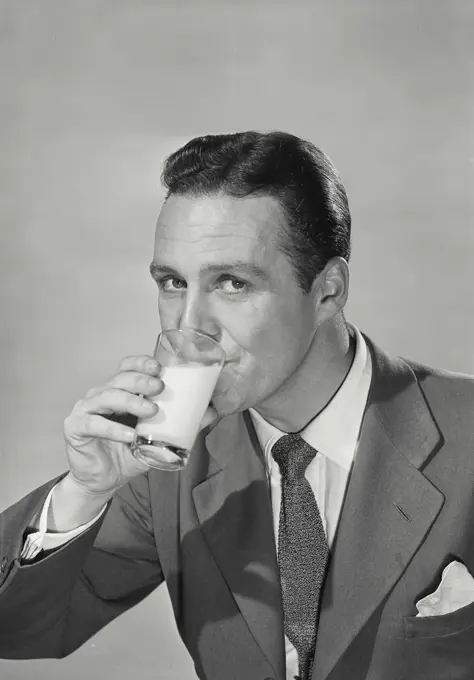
0;337;473;680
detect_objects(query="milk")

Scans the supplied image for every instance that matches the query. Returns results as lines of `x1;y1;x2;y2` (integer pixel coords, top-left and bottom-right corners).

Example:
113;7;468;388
135;363;222;451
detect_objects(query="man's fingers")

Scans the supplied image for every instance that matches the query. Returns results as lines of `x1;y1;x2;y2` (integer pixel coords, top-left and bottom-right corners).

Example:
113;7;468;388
105;371;164;397
84;385;103;399
117;355;161;376
65;414;136;443
75;388;158;419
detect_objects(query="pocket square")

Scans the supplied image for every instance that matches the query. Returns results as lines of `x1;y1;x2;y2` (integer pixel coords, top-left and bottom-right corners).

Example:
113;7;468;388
415;561;474;617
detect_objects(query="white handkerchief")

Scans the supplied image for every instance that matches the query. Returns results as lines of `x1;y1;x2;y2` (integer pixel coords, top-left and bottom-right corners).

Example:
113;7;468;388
415;561;474;617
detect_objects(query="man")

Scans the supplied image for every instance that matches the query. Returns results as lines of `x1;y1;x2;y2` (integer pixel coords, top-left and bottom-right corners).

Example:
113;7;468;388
0;131;473;680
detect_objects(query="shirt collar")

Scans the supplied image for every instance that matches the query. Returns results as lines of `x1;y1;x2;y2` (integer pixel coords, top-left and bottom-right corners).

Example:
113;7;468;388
249;325;372;472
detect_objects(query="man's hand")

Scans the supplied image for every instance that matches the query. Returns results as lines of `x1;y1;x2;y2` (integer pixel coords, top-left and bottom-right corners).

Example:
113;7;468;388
63;355;218;497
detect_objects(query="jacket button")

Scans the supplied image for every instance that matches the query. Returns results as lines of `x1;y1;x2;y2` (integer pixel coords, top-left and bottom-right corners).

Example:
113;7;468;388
0;557;8;573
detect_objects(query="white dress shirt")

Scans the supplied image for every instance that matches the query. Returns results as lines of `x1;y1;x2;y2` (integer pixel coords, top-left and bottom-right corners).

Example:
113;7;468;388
22;325;372;680
249;325;372;679
21;484;108;561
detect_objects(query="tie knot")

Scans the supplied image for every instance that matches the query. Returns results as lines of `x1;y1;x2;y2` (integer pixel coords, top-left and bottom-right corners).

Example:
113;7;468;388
272;433;317;480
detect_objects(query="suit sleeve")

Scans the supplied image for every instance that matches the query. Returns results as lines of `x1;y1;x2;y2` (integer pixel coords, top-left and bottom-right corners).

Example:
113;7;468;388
0;471;164;659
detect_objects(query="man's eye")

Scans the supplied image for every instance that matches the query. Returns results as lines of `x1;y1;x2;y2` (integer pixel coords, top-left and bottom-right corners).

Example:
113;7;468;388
159;276;186;291
219;277;248;294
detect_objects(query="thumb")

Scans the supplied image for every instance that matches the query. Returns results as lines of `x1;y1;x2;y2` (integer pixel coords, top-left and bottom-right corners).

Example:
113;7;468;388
200;404;219;431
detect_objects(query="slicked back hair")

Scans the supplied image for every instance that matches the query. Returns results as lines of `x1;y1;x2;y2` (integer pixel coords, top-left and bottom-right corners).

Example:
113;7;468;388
161;131;351;294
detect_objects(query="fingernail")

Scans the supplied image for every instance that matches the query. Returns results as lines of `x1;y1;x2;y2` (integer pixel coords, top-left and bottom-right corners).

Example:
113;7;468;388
143;399;156;410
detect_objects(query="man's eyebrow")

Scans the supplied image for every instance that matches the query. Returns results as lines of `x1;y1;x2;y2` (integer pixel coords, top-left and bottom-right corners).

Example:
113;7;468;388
149;261;269;280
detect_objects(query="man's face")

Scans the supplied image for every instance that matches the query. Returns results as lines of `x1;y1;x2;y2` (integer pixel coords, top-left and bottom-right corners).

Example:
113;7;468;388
152;193;317;416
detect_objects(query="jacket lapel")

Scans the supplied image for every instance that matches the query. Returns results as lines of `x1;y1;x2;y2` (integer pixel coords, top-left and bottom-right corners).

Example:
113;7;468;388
312;338;445;679
193;410;286;680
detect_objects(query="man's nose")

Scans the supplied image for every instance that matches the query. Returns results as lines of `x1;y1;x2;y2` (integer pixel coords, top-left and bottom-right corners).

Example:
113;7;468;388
178;297;221;341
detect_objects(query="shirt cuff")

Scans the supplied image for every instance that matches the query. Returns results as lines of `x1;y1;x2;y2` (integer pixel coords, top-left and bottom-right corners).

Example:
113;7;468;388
20;483;108;562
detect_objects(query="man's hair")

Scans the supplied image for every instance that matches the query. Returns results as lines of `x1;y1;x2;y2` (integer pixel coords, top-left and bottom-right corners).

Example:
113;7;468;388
161;131;351;293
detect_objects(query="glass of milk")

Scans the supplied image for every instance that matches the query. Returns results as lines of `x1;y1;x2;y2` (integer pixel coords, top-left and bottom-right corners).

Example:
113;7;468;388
130;328;225;471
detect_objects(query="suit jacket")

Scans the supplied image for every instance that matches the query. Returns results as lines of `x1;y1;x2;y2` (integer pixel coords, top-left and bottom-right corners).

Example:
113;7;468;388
1;336;474;680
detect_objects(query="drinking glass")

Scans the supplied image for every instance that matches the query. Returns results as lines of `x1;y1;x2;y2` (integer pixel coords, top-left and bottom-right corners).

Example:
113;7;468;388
130;328;225;471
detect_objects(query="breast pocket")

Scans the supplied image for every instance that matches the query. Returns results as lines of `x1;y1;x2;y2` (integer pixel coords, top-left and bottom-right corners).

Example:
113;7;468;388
404;599;474;639
400;602;474;680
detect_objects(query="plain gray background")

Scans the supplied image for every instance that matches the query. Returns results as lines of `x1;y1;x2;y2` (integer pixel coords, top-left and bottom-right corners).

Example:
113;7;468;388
1;1;473;678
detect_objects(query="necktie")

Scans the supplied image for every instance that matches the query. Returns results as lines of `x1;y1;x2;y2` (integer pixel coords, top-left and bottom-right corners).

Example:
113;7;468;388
272;433;330;680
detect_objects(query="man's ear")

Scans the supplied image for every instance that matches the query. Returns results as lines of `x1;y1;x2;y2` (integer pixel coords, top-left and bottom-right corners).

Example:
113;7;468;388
310;257;349;324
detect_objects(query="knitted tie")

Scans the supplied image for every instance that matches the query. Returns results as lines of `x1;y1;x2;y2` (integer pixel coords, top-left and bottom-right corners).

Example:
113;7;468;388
272;434;330;680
